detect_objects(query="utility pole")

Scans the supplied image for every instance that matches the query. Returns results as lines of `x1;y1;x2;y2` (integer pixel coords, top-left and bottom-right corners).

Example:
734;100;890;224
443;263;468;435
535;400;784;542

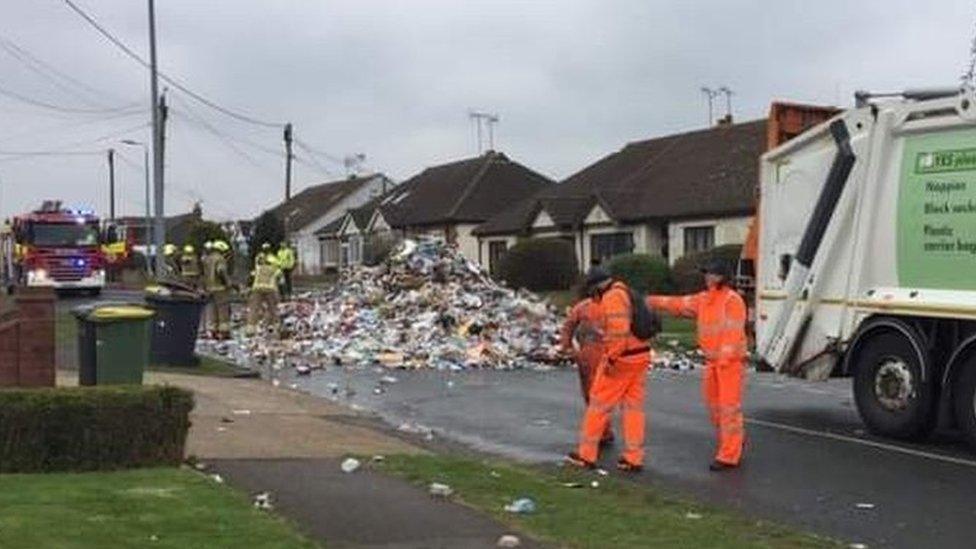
121;139;151;274
148;0;164;276
283;122;293;201
107;148;115;221
700;87;719;126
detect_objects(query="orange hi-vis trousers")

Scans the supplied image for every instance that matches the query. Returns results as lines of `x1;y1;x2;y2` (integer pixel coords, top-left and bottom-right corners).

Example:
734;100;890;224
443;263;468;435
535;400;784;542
648;287;747;466
576;356;648;465
703;359;745;465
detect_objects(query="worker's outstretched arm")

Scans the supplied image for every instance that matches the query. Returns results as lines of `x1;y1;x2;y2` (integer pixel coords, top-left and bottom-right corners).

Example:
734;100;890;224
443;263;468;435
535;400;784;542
646;293;702;319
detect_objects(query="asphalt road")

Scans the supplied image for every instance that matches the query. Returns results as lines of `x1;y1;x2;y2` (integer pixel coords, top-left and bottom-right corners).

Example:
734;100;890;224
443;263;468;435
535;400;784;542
288;366;976;549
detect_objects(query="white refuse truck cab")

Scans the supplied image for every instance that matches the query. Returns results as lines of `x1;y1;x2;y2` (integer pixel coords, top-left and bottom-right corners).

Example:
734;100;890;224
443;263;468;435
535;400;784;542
757;87;976;449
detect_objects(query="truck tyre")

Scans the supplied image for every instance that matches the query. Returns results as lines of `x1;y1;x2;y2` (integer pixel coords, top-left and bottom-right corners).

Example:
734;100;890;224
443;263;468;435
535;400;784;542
952;360;976;451
851;326;935;440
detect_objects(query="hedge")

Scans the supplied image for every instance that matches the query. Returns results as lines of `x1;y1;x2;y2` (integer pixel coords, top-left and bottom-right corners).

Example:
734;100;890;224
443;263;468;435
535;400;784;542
497;238;578;292
0;385;194;473
671;244;743;293
608;254;673;295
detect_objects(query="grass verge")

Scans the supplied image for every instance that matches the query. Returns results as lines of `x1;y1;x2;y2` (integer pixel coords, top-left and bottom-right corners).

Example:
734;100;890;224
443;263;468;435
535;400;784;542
150;354;251;378
378;454;836;549
0;467;318;548
659;316;696;349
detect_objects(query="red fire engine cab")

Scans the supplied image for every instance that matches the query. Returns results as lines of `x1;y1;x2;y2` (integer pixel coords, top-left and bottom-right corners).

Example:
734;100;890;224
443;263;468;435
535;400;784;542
1;201;108;294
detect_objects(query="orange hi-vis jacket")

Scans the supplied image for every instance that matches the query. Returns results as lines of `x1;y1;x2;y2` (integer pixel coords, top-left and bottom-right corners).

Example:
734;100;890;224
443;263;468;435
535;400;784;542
598;281;651;368
561;298;603;354
647;287;747;364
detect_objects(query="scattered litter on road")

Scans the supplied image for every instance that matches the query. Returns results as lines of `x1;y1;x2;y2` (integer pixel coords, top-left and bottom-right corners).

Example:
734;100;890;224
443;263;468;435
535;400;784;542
497;534;521;547
341;458;362;473
209;474;224;484
590;480;600;488
531;418;551;427
371;455;386;463
855;503;875;510
379;375;398;384
504;497;537;514
428;482;454;497
198;238;567;373
253;491;274;510
397;421;434;440
685;512;703;520
848;544;868;549
216;427;227;433
652;349;702;371
560;482;584;488
232;409;252;416
595;468;609;477
220;417;234;424
193;462;207;471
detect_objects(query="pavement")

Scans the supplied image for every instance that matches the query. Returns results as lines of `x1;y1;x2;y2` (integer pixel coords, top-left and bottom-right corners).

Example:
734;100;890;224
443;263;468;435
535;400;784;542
286;366;976;549
146;372;537;549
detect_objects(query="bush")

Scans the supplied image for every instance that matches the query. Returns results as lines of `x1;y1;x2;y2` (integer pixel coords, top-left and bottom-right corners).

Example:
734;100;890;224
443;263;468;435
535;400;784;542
0;386;194;473
498;238;578;292
671;244;743;294
252;211;285;254
608;254;672;295
364;233;398;266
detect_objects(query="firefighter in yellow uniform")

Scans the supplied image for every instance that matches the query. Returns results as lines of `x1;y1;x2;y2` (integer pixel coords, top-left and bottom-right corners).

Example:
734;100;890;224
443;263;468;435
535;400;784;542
162;243;179;277
179;244;201;289
247;252;282;337
277;242;296;299
203;240;232;339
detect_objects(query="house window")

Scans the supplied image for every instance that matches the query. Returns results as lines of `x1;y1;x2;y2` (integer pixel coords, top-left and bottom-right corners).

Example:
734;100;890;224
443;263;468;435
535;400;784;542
321;239;340;265
590;232;633;264
684;226;715;255
488;241;508;275
348;235;362;265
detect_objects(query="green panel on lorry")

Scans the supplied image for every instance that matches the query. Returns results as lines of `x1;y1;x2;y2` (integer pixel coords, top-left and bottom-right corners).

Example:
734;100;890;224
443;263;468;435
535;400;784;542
899;128;976;289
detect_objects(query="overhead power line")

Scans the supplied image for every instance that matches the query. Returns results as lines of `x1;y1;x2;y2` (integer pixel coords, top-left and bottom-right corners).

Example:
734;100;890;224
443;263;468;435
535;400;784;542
61;0;282;128
0;32;135;108
0;83;140;114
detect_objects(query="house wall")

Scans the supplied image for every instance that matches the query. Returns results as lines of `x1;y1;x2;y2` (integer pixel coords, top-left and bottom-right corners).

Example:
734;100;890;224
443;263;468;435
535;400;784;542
291;177;387;274
667;215;752;265
454;223;480;264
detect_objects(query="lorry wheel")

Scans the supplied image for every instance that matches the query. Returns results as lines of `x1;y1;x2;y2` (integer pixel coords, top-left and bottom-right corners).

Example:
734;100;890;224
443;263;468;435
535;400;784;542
953;360;976;451
852;327;935;440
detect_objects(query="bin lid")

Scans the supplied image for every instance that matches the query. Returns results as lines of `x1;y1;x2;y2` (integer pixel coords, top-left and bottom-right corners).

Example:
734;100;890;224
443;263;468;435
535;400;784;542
74;304;154;322
145;281;205;302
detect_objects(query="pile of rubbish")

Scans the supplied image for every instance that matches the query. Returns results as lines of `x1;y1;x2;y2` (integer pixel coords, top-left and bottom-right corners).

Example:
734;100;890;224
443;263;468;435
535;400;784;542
652;340;703;371
201;239;566;373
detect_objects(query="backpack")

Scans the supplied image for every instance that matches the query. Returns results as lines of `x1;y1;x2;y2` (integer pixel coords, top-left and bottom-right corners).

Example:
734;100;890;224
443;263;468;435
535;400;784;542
628;287;661;341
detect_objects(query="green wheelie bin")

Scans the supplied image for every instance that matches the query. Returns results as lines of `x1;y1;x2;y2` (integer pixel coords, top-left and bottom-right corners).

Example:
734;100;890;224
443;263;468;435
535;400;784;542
74;304;155;385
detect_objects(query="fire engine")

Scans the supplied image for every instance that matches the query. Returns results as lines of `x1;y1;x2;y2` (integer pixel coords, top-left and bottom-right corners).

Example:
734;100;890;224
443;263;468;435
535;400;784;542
1;201;112;294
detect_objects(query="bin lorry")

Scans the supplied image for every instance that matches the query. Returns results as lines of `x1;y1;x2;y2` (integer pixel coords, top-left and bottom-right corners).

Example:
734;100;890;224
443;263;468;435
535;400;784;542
756;86;976;449
0;201;109;293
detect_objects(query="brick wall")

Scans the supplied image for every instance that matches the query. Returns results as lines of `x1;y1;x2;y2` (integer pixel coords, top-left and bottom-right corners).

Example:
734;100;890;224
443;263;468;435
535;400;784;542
0;288;56;387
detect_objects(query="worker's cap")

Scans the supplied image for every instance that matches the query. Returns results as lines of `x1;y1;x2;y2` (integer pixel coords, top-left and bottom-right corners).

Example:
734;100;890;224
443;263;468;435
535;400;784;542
163;243;177;255
699;258;731;278
183;244;195;253
203;240;214;250
213;240;230;252
584;265;612;288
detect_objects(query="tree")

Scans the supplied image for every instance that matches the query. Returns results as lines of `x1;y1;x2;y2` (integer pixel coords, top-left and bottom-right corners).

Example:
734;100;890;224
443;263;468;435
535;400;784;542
497;238;578;291
185;220;229;253
251;211;285;260
608;254;673;295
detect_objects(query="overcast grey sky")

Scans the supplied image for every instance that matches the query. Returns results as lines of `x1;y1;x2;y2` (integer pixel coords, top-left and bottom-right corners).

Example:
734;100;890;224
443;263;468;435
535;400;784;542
0;0;973;220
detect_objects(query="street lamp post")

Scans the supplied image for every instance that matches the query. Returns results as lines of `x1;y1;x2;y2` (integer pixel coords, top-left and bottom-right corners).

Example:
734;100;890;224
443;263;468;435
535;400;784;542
121;140;152;275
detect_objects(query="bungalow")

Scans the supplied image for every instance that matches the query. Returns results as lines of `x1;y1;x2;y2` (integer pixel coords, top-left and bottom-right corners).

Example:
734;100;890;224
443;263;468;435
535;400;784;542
473;118;767;273
260;173;394;274
319;151;553;267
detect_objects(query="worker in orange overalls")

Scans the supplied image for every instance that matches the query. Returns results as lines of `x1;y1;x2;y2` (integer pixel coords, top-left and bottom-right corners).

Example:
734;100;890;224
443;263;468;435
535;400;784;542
560;290;614;445
566;267;651;472
647;259;748;471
